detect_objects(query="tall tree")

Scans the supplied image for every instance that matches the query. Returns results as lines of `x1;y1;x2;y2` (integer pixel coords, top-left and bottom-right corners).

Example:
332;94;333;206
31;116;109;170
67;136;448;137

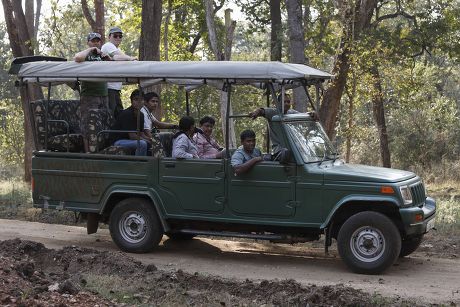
139;0;162;61
2;0;43;182
285;0;308;112
81;0;105;39
270;0;282;61
370;64;391;167
319;0;377;139
205;0;237;148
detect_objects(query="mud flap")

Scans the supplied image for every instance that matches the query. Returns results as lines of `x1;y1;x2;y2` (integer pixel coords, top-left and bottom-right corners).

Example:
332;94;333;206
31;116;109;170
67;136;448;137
87;213;100;234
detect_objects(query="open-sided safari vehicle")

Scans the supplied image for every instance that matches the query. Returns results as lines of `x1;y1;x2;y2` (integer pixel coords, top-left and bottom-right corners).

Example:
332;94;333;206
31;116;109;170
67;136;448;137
10;57;436;274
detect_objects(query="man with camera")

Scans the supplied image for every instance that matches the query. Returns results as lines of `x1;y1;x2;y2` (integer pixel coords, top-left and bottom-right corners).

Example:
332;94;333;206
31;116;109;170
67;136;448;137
74;32;111;152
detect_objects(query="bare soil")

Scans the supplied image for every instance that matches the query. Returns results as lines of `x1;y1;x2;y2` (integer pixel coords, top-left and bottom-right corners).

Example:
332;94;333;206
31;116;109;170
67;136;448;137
1;238;390;307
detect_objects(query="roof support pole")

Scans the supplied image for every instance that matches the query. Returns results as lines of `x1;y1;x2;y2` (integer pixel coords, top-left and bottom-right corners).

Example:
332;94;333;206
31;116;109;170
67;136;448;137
44;82;51;151
315;82;321;111
185;91;190;116
225;81;232;159
281;85;285;114
265;86;270;154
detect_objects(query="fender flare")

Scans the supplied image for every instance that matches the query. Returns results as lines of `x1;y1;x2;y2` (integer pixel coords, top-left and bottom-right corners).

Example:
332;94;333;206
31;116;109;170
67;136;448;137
321;194;401;229
99;184;170;232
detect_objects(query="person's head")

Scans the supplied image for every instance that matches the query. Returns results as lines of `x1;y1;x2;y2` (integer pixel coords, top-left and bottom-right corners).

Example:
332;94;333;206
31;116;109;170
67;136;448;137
108;26;123;47
87;32;102;48
130;89;144;111
179;116;196;136
277;93;292;113
199;116;216;137
143;92;160;112
240;129;256;153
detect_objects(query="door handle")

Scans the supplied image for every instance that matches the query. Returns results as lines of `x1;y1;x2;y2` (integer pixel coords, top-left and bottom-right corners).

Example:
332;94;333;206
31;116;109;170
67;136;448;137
165;163;175;168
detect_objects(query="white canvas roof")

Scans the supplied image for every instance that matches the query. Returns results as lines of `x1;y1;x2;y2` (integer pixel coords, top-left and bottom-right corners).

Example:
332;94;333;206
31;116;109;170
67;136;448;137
17;61;333;88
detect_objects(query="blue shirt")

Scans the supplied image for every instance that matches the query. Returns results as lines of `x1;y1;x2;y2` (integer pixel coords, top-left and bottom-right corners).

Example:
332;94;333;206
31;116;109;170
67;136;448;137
231;146;262;167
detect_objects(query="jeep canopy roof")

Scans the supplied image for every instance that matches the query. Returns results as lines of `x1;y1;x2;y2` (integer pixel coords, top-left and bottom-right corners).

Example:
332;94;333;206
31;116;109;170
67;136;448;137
12;59;333;89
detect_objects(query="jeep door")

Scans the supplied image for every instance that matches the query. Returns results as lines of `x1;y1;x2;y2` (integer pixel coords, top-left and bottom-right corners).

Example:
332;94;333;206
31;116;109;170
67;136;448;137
227;161;296;218
158;158;225;214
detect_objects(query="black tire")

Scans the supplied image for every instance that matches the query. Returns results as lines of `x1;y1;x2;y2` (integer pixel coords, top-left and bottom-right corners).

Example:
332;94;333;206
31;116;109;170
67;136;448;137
337;211;401;274
109;198;163;253
166;232;196;241
399;235;423;257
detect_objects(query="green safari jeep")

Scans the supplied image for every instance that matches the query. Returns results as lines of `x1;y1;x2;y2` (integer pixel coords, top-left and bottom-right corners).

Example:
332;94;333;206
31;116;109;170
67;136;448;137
11;57;436;274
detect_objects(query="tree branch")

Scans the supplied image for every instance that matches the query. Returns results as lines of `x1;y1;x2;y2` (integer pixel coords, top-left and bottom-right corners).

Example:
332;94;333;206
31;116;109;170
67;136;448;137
81;0;96;31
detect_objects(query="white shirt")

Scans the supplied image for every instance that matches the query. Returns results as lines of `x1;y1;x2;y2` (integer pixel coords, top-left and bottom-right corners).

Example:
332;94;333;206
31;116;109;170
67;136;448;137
101;42;122;90
172;133;198;159
141;106;157;131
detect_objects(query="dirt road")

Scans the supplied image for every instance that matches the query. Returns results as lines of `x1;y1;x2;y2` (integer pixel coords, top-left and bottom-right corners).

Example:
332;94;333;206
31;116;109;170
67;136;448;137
0;218;458;305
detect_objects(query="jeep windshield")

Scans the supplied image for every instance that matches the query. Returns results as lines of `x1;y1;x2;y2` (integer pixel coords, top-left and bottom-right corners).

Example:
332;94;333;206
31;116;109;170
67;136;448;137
285;121;336;163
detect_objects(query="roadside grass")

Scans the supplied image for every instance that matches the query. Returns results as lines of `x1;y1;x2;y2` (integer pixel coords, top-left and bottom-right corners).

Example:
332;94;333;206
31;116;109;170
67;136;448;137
82;274;148;305
426;181;460;234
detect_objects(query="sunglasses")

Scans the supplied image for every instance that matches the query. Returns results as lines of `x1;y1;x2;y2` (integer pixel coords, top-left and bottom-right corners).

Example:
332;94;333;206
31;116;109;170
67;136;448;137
112;34;123;38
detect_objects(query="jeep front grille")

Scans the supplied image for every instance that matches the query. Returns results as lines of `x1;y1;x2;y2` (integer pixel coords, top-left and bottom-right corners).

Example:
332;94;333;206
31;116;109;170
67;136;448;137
410;182;426;207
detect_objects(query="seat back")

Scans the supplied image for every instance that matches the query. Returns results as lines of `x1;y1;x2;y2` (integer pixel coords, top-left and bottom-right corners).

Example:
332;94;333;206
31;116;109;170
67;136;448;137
31;100;81;150
158;132;174;157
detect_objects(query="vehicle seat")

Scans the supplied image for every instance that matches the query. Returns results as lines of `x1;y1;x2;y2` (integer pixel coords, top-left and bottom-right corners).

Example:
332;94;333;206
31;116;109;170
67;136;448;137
32;99;114;153
32;100;83;152
158;132;174;157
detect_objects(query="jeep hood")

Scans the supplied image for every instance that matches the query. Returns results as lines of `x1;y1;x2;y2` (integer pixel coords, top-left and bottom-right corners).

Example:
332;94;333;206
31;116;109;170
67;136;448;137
323;163;416;183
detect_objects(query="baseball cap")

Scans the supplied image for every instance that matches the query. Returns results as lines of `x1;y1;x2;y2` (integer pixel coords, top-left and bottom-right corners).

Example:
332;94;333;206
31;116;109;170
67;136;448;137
87;32;102;41
109;26;123;35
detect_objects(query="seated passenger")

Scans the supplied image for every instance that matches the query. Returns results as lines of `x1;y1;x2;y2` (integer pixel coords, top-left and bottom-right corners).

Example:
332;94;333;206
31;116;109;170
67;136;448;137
231;129;262;175
193;116;224;159
111;89;150;156
141;91;177;138
172;116;199;159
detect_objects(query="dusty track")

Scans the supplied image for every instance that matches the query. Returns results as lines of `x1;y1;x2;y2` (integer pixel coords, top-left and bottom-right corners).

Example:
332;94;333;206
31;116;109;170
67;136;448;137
0;219;458;305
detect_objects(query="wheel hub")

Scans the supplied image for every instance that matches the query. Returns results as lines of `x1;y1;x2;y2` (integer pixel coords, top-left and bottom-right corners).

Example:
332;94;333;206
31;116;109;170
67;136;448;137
119;212;147;244
350;226;385;262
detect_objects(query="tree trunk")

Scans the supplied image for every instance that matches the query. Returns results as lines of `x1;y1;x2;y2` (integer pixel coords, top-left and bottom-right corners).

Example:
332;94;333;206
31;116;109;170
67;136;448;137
25;0;34;40
345;68;357;163
270;0;282;61
319;0;377;139
285;0;308;112
204;0;223;61
164;0;172;61
370;65;391;167
81;0;105;41
2;0;42;182
139;0;162;61
94;0;105;39
204;0;237;148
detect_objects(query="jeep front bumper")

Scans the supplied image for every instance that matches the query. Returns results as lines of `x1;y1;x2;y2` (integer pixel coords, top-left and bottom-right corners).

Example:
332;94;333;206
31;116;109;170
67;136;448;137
399;197;436;237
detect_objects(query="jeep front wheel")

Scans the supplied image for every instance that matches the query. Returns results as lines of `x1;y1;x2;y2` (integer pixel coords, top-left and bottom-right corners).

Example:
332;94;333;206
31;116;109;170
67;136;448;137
337;211;401;274
399;235;423;257
109;198;163;253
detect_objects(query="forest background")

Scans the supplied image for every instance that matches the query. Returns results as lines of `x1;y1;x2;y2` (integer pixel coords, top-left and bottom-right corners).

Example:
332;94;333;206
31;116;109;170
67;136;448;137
0;0;459;231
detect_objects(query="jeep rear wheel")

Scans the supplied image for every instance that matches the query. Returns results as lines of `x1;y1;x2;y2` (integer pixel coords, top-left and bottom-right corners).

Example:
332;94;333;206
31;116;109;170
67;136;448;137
109;198;163;253
399;235;423;257
337;211;401;274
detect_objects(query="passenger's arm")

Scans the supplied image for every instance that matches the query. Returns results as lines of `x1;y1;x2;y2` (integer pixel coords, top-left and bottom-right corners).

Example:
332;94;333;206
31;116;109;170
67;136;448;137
74;47;96;62
112;52;137;61
152;118;176;129
233;156;263;175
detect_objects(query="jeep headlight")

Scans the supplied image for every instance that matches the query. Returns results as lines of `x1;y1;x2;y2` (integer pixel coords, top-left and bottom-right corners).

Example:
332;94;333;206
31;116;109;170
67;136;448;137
399;185;412;205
